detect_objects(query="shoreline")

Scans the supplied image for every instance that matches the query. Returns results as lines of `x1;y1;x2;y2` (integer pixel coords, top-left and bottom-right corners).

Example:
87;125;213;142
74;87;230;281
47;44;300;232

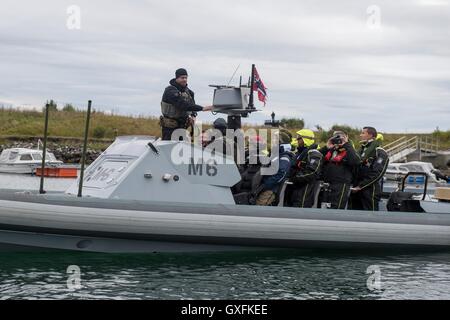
0;137;109;164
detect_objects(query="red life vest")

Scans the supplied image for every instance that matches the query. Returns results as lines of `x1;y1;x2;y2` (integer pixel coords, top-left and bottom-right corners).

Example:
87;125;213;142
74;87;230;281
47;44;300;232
325;149;347;164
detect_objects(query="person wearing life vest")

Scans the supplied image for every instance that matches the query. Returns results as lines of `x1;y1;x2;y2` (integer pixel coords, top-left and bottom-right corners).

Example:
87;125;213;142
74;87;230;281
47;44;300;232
206;118;228;148
349;127;389;211
319;131;361;209
255;130;295;206
160;68;213;140
286;129;323;208
232;134;269;196
205;118;238;165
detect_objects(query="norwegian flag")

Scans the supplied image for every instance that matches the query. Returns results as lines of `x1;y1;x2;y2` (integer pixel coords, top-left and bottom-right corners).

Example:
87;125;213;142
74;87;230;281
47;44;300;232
252;67;267;106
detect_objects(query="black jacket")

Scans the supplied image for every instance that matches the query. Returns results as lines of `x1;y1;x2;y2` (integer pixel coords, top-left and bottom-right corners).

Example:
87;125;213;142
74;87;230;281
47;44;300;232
356;141;389;189
291;144;323;185
320;142;360;184
162;79;204;113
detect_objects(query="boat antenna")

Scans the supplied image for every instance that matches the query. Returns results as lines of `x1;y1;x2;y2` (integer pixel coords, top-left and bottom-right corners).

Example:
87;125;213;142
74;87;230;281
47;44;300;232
39;104;50;194
227;64;240;86
78;100;92;198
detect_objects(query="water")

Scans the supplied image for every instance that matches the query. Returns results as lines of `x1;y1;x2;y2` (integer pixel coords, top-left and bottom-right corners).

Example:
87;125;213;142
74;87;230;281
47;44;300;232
0;251;449;300
0;173;75;192
0;174;449;300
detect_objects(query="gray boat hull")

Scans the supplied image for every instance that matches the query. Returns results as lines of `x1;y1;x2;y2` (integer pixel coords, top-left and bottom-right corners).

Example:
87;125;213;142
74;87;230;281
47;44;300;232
0;190;449;253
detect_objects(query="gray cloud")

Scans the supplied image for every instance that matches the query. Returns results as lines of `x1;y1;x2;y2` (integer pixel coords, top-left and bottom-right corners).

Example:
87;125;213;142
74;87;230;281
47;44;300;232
0;0;449;132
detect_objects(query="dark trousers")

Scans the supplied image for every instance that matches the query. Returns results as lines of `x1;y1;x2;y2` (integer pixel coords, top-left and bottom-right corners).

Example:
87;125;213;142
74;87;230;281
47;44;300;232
325;183;351;210
162;127;174;141
289;182;318;208
349;183;381;211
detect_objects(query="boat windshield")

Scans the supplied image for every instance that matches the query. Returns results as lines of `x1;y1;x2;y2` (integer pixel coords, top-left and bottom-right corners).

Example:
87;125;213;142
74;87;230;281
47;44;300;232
47;153;57;161
0;151;8;162
401;164;432;173
8;151;18;161
32;153;42;160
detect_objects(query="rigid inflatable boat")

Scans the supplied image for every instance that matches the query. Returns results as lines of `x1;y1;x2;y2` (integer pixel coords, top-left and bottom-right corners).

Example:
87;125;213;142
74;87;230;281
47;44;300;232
0;136;449;253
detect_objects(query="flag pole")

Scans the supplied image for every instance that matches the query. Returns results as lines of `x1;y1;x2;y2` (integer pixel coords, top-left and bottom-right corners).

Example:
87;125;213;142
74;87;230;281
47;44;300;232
248;64;255;109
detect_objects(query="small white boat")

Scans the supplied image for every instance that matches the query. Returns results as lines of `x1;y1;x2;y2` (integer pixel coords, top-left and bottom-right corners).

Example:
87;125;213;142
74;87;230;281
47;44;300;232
0;148;62;174
386;161;447;183
385;163;410;181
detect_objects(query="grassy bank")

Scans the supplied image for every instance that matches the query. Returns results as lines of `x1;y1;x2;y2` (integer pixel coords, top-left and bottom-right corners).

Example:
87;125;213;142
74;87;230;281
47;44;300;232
1;107;449;150
0;107;161;138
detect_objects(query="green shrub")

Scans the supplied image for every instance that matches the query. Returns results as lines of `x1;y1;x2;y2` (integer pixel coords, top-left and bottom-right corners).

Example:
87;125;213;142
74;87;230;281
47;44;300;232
43;100;58;112
62;104;76;112
92;126;107;139
279;118;305;130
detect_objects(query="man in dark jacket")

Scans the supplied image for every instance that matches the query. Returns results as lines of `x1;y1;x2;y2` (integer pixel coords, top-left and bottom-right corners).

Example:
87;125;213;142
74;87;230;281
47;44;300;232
205;118;237;164
287;129;323;208
256;130;295;206
319;131;360;209
160;68;212;140
349;126;389;211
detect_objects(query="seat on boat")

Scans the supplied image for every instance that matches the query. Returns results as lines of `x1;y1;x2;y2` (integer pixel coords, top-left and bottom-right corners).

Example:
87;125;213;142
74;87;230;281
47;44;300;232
387;191;425;213
233;163;263;205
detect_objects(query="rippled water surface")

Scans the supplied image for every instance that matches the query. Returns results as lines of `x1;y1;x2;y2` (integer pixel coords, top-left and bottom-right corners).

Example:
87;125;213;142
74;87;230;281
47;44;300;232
1;251;449;300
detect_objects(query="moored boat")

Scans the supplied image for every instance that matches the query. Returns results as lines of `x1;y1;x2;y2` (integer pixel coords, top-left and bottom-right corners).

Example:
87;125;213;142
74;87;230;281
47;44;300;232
0;148;62;174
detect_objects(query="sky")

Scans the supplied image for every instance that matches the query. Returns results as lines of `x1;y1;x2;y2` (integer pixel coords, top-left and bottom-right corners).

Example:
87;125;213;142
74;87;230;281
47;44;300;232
0;0;449;132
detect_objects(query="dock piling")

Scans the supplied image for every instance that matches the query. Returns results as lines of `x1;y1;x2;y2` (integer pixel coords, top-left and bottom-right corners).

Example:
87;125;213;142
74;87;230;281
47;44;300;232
77;100;92;197
39;104;50;194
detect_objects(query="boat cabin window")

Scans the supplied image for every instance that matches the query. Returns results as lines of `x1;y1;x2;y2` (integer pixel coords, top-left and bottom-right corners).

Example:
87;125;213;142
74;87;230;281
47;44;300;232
48;153;57;161
8;152;18;161
20;154;33;161
0;151;8;161
32;153;42;160
401;164;425;172
399;167;409;173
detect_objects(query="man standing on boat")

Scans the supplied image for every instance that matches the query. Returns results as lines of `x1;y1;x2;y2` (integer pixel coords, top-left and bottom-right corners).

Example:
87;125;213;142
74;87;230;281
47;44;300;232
349;127;389;211
319;131;361;209
287;129;323;208
160;68;213;140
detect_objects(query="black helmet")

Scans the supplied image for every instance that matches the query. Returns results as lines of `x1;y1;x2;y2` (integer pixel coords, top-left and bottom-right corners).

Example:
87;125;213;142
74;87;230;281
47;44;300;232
213;118;227;130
